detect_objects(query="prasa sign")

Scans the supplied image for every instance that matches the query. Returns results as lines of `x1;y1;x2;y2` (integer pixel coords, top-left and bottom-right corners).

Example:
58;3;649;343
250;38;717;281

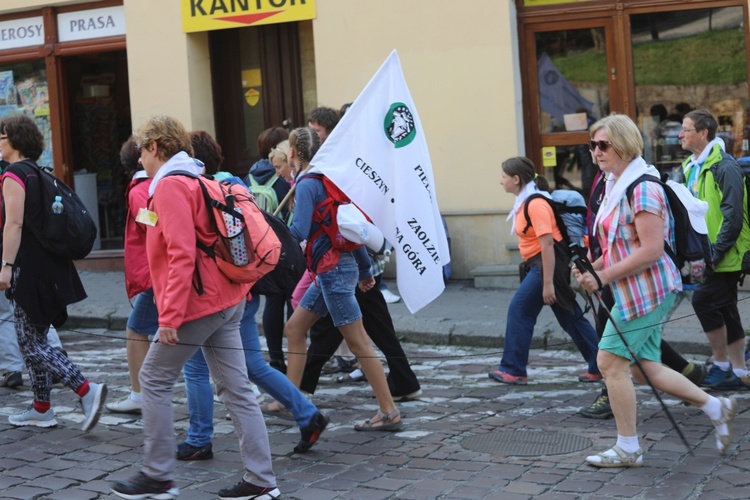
182;0;316;33
57;6;126;43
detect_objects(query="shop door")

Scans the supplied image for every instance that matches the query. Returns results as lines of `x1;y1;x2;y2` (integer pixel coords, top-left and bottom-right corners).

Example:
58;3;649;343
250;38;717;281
522;18;625;199
210;23;303;177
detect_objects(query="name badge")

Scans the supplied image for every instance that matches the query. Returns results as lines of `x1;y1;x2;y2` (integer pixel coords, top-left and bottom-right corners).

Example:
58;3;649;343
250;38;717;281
135;208;158;226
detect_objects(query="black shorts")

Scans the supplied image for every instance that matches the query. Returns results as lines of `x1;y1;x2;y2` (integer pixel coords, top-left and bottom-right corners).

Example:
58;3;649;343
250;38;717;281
692;271;744;343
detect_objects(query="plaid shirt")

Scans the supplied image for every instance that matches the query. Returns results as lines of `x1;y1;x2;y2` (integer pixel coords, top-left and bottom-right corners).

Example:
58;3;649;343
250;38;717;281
598;181;681;322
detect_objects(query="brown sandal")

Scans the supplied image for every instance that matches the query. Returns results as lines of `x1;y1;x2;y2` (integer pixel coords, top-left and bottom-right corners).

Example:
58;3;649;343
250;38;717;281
353;408;402;432
259;400;295;421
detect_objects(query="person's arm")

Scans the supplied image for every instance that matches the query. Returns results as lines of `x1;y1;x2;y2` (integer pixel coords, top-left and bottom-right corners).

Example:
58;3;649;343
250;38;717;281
538;232;556;305
711;158;745;265
0;177;25;291
289;179;315;242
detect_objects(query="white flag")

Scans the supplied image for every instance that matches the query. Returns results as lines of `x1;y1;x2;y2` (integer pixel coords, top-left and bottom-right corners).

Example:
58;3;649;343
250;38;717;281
309;50;450;313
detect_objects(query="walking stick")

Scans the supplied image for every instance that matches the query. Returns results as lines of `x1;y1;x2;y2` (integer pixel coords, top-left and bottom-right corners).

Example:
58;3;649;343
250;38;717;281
571;252;694;455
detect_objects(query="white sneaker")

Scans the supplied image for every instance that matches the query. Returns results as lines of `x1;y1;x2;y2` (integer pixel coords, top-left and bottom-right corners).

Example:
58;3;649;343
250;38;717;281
381;288;401;304
9;406;58;428
81;382;107;431
106;397;142;414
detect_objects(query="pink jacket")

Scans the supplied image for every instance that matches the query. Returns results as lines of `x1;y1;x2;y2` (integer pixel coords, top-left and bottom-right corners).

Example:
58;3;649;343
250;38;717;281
124;174;152;299
146;175;251;330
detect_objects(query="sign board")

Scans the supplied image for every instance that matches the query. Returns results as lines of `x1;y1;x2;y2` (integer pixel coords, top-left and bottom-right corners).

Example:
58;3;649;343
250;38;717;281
0;17;44;51
57;6;126;43
182;0;316;33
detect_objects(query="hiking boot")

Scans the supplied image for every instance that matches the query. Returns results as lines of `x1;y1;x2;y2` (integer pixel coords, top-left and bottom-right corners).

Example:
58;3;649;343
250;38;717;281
111;471;179;499
80;382;107;431
218;480;280;499
714;372;747;390
578;372;603;383
702;365;731;388
580;393;614;419
106;397;142;414
176;441;213;461
294;411;329;453
1;371;22;388
488;369;527;385
8;406;58;428
682;362;707;386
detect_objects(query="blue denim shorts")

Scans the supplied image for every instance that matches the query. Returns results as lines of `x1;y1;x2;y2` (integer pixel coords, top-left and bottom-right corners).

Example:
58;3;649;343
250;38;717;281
126;289;159;336
299;252;362;327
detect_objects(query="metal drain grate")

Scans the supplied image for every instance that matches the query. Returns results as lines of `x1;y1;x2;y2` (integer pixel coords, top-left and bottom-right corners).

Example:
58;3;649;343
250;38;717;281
460;430;592;456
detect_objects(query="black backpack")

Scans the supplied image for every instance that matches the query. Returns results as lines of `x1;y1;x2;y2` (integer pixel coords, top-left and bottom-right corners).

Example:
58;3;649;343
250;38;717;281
250;210;305;297
15;160;97;260
626;174;711;284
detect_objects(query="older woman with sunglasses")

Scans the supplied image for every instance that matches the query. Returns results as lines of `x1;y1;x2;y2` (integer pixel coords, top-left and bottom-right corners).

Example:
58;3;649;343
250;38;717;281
575;114;737;468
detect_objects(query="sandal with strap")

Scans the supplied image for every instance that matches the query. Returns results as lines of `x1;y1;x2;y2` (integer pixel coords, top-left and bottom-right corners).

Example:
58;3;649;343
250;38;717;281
353;408;402;432
585;445;644;468
259;400;295;421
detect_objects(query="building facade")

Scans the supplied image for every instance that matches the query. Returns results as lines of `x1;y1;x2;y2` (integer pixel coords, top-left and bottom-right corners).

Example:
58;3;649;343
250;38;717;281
0;0;747;278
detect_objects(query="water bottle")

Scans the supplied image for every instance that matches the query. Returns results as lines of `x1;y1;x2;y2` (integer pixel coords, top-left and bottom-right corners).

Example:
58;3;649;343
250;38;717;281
51;195;64;214
223;207;248;266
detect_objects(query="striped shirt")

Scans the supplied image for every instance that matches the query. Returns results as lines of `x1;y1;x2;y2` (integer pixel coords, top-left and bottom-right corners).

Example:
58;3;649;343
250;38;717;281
598;181;681;322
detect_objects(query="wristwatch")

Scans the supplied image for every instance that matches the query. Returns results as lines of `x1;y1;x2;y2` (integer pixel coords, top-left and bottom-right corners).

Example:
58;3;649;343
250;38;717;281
2;260;14;268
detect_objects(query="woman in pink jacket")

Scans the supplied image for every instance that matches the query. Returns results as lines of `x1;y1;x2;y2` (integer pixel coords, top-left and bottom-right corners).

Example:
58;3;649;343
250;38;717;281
110;115;279;500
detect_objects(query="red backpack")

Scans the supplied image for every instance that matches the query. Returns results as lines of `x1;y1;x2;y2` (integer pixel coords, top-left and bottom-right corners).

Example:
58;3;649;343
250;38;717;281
168;171;281;289
301;174;363;263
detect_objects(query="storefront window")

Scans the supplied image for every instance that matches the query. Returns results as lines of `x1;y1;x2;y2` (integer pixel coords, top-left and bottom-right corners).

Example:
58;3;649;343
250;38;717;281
631;7;748;175
0;60;53;168
535;28;608;193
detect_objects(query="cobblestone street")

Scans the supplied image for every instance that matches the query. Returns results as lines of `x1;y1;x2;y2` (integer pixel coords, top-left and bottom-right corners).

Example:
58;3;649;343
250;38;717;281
1;328;750;499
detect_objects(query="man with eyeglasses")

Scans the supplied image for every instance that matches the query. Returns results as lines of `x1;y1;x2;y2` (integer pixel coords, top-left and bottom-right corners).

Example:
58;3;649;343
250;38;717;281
679;109;750;389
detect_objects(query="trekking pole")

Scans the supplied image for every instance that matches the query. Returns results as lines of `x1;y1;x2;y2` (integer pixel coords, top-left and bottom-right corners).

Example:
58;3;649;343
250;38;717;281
570;252;694;455
273;185;296;216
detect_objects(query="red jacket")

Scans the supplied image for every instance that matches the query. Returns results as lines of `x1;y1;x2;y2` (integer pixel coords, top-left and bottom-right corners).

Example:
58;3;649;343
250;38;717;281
146;175;251;330
124;174;152;299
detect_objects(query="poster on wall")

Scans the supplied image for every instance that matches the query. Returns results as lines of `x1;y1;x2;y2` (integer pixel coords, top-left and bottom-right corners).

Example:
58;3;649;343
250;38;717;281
0;71;14;106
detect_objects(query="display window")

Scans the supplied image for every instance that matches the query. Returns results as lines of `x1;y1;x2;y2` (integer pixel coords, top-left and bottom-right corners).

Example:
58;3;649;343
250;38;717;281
0;60;53;168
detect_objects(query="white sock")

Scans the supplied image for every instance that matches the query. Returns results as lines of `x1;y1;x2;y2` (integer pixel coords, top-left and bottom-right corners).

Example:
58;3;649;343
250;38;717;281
701;396;729;434
733;368;748;378
616;434;640;454
130;391;143;403
714;361;731;372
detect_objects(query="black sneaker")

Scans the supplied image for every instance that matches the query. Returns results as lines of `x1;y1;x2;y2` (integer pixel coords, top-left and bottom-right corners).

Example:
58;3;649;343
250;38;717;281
218;480;280;499
111;471;179;499
579;393;614;419
1;371;22;388
176;441;213;461
294;411;329;453
682;362;707;386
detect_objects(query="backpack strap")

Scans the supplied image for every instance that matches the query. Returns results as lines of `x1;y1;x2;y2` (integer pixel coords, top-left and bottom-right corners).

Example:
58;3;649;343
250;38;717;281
625;173;679;264
521;193;572;247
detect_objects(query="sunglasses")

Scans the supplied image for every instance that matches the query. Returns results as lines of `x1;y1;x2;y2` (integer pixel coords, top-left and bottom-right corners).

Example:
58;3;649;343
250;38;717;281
588;140;613;152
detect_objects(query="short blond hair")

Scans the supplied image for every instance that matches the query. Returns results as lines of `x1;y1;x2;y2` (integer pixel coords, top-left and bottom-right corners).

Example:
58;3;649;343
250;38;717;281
134;115;193;162
589;113;643;161
268;140;290;162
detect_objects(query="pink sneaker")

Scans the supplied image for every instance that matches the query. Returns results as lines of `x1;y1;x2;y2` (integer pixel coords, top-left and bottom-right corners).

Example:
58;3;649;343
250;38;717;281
488;370;527;385
578;372;603;383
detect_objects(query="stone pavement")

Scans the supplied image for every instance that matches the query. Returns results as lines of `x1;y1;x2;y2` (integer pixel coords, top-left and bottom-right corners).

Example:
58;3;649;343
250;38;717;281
1;326;750;499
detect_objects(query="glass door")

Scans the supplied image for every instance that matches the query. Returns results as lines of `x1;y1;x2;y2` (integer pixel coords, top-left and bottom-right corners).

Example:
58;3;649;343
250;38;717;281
522;18;624;200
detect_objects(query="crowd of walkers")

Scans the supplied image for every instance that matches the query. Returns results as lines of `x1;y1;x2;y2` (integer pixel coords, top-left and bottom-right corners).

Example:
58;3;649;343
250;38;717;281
0;105;747;498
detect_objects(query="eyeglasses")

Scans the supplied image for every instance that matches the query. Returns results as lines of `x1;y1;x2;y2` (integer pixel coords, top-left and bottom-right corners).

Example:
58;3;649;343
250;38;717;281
0;135;7;142
588;140;613;152
136;144;144;155
681;128;697;133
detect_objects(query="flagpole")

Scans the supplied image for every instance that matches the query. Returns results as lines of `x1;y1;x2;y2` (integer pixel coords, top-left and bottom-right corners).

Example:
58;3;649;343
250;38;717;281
273;165;314;217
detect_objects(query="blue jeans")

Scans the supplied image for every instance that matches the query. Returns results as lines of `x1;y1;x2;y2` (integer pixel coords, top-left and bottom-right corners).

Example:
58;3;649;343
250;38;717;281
499;265;600;377
183;295;318;446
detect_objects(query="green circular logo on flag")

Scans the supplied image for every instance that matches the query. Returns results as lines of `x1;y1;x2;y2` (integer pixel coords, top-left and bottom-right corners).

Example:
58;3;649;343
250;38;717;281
384;102;416;148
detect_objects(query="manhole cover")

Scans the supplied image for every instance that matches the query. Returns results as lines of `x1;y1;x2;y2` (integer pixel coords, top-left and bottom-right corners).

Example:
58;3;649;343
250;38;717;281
460;430;592;456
